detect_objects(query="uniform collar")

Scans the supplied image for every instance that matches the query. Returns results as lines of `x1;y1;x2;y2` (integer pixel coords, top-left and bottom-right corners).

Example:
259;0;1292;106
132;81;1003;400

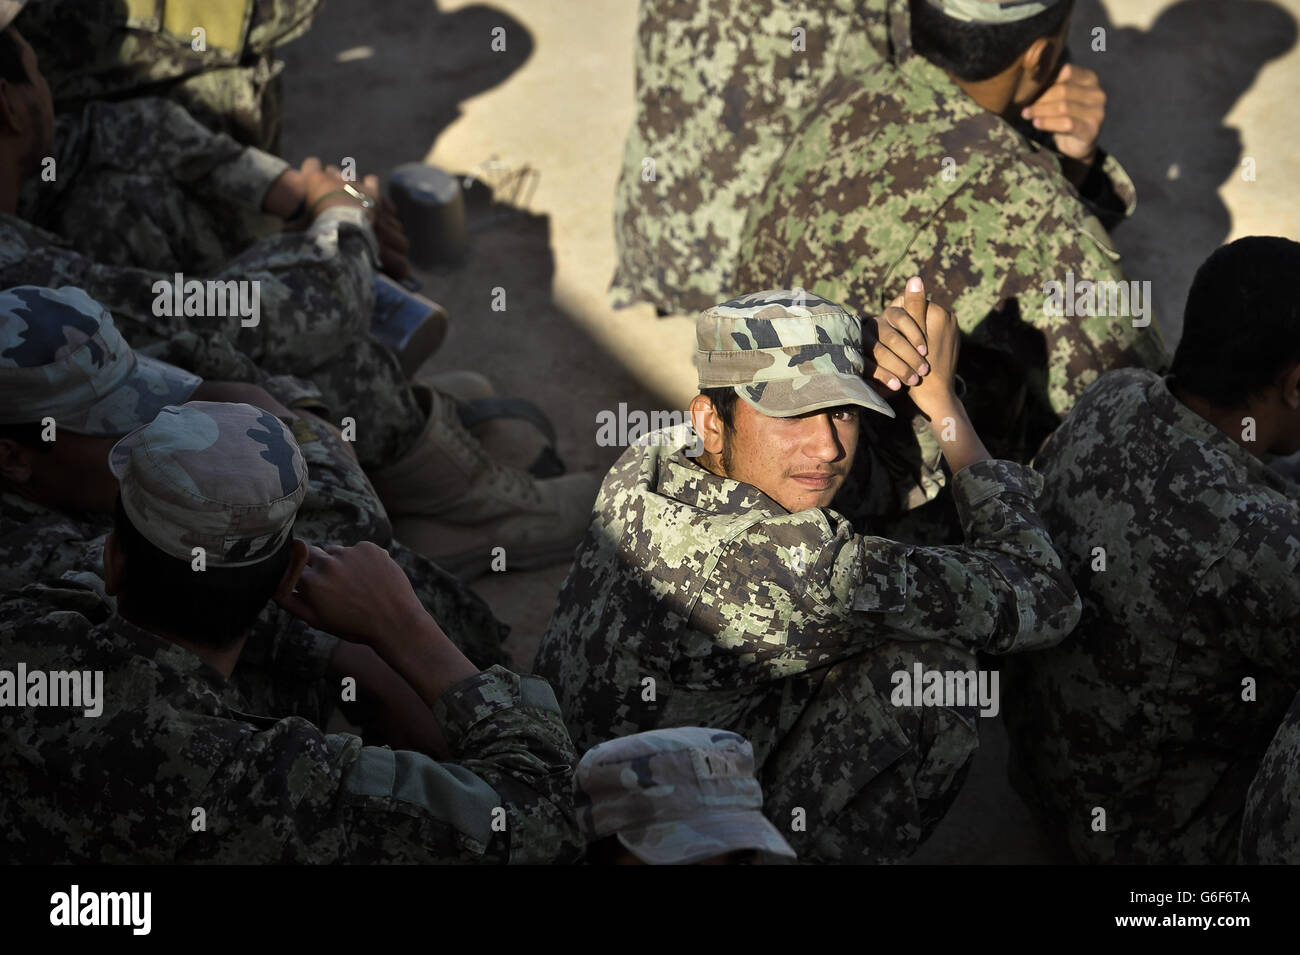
1148;374;1299;496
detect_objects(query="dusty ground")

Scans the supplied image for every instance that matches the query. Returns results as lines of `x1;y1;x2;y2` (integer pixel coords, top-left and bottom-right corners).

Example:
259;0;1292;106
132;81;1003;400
279;0;1300;863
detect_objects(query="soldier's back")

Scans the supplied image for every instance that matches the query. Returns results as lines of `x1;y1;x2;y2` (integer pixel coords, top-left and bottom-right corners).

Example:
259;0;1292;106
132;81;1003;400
1002;367;1300;863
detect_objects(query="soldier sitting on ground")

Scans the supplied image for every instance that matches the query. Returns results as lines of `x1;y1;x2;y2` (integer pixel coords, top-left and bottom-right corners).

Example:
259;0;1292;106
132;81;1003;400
0;284;511;745
1002;236;1300;864
0;399;582;863
0;13;597;578
534;282;1080;864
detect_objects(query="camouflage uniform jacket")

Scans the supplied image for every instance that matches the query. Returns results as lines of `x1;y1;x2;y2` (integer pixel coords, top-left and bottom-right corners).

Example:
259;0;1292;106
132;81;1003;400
534;428;1080;757
20;0;323;151
1;98;377;393
1001;368;1300;864
1239;689;1300;864
20;97;292;275
610;0;910;316
739;52;1168;412
0;590;579;863
736;52;1169;505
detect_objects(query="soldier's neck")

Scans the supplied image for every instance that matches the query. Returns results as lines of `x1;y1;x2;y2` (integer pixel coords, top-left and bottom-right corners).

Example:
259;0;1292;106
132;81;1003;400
119;608;249;678
951;71;1019;121
1171;381;1275;459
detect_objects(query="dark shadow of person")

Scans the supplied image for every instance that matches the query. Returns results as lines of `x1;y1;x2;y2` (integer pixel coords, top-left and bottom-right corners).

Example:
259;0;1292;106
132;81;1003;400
277;0;534;170
1066;0;1296;340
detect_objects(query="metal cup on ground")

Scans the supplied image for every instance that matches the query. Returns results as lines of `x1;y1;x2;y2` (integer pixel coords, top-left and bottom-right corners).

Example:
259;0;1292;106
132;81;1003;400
387;163;469;268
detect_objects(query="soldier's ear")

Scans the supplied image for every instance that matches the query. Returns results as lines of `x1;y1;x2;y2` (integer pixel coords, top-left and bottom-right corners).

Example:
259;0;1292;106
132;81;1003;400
1023;34;1062;87
689;394;726;456
0;438;33;484
0;77;24;137
274;539;311;602
1280;362;1300;410
103;532;125;596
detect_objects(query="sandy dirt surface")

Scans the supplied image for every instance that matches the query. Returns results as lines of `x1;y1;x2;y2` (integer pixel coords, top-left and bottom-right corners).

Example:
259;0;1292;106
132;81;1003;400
279;0;1300;863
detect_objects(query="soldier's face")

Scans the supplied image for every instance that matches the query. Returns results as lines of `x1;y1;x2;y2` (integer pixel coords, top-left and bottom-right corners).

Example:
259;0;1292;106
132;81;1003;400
8;28;54;161
719;400;858;512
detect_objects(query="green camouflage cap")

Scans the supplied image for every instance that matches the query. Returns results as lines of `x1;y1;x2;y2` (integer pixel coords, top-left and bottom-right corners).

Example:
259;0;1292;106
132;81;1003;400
109;401;308;567
0;285;200;436
575;727;798;864
695;289;895;419
924;0;1065;23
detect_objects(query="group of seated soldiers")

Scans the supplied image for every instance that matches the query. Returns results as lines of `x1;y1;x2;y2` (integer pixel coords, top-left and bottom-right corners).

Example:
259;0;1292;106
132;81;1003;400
0;0;1296;865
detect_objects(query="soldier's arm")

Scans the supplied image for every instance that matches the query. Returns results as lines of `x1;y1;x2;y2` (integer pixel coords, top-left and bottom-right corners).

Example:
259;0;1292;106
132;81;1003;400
197;666;581;864
0;201;377;375
698;457;1080;674
37;99;289;216
1031;196;1171;416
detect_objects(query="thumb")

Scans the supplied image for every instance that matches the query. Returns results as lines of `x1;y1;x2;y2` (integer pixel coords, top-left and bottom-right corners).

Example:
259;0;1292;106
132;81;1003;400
903;276;926;327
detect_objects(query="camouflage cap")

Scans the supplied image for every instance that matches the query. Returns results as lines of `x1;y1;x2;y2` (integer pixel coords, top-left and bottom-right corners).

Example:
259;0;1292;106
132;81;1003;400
575;727;798;864
0;1;25;31
109;402;308;567
695;289;894;419
0;285;200;436
924;0;1065;23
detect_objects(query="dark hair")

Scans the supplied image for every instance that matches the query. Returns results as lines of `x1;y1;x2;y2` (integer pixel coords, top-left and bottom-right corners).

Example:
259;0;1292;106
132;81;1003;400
699;387;739;433
909;0;1074;82
0;421;54;451
0;27;30;85
1170;236;1300;409
112;495;294;649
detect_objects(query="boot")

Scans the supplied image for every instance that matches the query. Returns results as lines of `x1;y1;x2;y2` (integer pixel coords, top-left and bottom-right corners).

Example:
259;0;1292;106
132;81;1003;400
369;385;600;579
421;371;565;476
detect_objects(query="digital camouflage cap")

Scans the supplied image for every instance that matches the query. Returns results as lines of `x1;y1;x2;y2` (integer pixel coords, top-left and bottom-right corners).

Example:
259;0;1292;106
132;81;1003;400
0;285;200;436
110;401;308;567
575;727;798;864
695;289;895;420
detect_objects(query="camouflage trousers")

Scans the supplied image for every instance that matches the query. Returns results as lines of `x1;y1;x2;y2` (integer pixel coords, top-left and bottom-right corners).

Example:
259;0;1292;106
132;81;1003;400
757;639;980;864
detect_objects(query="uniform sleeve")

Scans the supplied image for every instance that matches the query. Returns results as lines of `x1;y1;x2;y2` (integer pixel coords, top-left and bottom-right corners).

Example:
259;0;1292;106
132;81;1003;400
1072;149;1137;231
199;667;581;864
1031;188;1171;415
43;99;289;212
695;459;1080;678
0;208;377;378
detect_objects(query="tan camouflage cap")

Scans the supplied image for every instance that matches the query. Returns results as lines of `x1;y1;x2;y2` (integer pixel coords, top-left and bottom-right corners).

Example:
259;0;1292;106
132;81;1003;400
924;0;1065;23
695;289;895;419
0;1;24;31
0;285;200;436
109;402;308;568
575;727;798;864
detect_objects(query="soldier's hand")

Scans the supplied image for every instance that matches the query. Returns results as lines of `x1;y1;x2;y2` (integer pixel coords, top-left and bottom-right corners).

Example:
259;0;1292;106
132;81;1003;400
898;277;961;416
276;541;428;642
359;172;412;280
1021;63;1105;165
869;283;931;391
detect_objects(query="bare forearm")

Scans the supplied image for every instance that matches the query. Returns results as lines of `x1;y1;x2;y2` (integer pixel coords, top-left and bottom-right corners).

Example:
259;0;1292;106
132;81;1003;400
924;390;991;475
362;610;480;731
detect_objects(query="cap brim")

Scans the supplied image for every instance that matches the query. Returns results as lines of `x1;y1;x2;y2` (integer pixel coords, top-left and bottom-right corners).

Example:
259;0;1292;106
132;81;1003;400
69;354;201;437
616;809;798;865
738;370;896;419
